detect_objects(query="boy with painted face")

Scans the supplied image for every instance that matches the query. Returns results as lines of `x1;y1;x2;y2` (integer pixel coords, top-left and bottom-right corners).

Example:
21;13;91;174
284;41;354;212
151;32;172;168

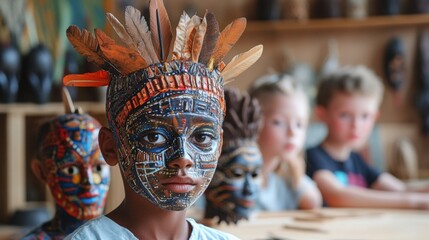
204;88;263;225
23;94;110;239
63;1;262;239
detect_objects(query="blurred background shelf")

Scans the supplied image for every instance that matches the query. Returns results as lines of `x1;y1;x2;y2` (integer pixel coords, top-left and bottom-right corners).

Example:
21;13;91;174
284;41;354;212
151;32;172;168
247;14;429;32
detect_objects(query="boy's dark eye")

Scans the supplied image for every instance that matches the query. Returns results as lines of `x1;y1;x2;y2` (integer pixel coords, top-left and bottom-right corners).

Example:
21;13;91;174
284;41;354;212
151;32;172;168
194;134;212;144
142;133;167;145
191;129;216;149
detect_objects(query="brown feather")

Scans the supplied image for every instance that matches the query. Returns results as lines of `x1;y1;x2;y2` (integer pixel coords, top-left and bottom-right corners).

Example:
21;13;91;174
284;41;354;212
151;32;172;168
125;6;159;64
192;15;207;62
106;12;135;48
66;25;105;66
222;45;263;82
172;11;190;60
182;15;201;60
150;0;172;60
95;29;148;75
208;18;247;71
199;12;220;64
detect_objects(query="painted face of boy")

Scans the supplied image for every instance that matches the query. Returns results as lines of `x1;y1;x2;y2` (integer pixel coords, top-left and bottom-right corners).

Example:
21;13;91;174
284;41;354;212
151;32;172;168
322;93;379;149
117;94;223;211
206;143;262;221
42;114;110;220
258;93;309;162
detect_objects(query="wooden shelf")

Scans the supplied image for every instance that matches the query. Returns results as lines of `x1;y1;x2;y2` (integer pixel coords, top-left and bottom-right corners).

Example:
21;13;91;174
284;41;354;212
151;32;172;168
0;102;105;115
246;14;429;32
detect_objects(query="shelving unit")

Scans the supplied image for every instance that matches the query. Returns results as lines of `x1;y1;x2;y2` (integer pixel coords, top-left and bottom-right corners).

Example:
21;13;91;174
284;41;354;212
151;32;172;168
246;14;429;32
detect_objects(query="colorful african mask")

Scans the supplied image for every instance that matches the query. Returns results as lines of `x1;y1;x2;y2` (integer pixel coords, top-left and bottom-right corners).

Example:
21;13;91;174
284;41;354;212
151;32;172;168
63;1;262;211
39;113;110;220
205;88;263;224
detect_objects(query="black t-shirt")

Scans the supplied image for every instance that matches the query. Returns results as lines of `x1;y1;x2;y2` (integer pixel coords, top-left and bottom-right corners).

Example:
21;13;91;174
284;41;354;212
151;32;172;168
306;145;381;188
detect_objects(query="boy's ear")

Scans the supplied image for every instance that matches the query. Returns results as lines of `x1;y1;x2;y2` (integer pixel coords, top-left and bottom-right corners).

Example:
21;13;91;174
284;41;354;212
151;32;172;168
31;159;47;183
99;127;118;166
315;105;327;122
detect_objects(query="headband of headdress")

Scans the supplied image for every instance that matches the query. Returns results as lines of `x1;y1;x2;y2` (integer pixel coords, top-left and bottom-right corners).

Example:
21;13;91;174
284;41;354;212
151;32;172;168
62;0;263;123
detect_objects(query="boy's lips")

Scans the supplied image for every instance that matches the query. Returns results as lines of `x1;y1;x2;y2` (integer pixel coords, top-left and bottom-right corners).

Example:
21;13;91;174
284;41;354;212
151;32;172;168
161;177;197;193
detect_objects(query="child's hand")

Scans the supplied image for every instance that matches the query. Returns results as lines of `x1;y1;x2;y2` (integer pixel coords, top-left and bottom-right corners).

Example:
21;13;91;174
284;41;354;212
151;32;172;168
279;154;305;188
408;193;429;210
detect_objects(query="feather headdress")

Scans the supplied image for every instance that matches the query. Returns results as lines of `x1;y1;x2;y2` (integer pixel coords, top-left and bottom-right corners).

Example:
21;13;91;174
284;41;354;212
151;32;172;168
63;1;263;87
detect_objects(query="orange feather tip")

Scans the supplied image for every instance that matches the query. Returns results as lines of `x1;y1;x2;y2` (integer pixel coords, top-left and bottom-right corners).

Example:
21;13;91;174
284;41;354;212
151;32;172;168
63;70;110;87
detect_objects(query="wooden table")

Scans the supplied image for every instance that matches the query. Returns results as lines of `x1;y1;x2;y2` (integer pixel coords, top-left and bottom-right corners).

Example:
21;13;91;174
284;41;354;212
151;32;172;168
215;208;429;240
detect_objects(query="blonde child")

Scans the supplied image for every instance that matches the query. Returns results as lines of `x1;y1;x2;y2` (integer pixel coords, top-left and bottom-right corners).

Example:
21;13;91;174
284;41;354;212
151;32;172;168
306;65;429;209
250;74;322;211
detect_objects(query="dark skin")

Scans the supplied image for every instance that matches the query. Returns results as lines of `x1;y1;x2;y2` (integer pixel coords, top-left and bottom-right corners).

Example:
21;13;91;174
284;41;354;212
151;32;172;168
99;127;193;240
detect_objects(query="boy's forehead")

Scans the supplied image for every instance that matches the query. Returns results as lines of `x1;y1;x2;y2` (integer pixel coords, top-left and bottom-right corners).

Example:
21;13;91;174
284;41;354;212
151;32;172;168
328;92;380;108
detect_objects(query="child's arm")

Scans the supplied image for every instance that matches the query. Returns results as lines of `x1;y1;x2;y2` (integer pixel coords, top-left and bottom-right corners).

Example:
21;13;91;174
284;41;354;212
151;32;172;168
297;176;323;210
314;170;429;209
371;173;407;191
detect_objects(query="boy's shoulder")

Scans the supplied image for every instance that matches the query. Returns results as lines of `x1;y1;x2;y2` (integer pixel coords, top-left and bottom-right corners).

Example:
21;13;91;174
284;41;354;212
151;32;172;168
64;216;137;240
187;218;240;240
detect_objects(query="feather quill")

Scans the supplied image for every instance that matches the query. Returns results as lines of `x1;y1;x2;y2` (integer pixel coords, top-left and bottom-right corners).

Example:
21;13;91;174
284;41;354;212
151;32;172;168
125;6;159;64
208;18;247;71
172;11;190;60
62;88;75;114
221;45;263;82
106;12;135;48
182;15;201;60
66;25;105;67
192;15;207;62
199;12;220;64
95;29;148;75
150;0;172;60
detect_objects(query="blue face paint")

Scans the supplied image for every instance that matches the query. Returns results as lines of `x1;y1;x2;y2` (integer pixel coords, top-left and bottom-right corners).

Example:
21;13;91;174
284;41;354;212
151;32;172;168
42;114;110;220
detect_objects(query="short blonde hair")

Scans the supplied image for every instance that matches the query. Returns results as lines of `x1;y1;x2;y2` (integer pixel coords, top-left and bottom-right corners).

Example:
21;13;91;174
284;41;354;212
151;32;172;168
249;73;307;105
316;66;384;107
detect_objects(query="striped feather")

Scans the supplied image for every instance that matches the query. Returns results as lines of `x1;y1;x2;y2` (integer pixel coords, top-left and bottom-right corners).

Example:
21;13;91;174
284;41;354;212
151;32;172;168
124;6;159;64
150;0;172;60
172;11;190;60
66;25;105;66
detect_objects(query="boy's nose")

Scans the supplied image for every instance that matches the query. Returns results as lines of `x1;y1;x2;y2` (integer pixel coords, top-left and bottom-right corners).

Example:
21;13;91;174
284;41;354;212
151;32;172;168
286;125;295;137
168;155;194;169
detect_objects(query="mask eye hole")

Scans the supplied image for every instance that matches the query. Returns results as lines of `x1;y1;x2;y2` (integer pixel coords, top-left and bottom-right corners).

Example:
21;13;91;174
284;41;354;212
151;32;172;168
62;165;79;176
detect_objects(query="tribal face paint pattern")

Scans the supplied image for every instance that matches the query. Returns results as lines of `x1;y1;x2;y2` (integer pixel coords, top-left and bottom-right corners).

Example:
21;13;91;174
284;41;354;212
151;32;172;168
107;61;225;211
40;114;110;220
205;143;262;223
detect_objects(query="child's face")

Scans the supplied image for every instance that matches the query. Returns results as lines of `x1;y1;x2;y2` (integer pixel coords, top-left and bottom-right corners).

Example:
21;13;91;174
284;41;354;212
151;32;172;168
258;93;309;162
321;93;379;149
116;93;223;211
41;115;110;220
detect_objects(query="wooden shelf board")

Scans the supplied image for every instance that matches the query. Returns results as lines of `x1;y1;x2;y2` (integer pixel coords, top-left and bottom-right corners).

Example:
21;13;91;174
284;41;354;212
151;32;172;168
247;14;429;32
0;102;105;115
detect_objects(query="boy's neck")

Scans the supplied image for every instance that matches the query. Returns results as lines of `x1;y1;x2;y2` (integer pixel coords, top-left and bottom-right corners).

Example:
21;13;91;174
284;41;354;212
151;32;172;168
321;140;352;161
107;192;190;239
